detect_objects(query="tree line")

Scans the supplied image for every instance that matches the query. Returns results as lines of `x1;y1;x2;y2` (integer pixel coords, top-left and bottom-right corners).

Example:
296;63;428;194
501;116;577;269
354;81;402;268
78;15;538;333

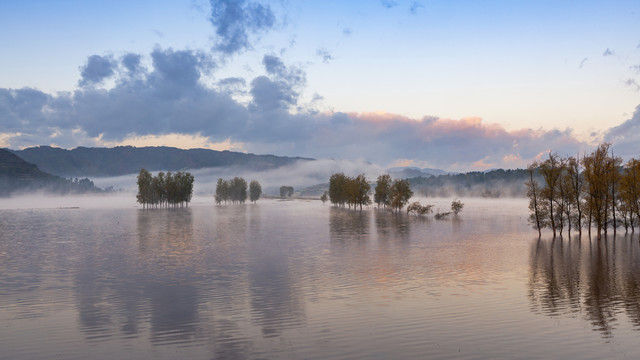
215;177;262;204
136;169;194;208
328;173;414;211
526;143;640;239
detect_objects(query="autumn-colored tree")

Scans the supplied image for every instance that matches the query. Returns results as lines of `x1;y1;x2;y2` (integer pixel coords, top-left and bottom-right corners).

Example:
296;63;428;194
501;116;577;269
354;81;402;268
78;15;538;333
582;144;613;239
329;173;348;206
526;162;546;237
374;174;392;208
565;155;585;235
620;158;640;233
539;153;562;237
389;179;413;212
451;199;464;215
348;174;371;210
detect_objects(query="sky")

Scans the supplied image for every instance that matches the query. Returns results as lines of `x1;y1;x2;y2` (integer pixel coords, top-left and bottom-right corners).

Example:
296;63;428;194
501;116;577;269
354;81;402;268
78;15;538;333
1;0;639;171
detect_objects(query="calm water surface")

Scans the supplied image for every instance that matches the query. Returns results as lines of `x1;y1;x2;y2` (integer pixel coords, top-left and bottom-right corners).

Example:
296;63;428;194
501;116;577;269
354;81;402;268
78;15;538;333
1;197;640;359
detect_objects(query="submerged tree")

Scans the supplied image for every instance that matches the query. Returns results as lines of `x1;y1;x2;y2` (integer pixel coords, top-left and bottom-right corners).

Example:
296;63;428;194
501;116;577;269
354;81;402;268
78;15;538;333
407;201;434;216
451;199;464;215
136;169;194;208
346;174;371;210
526;162;545;237
374;174;392;208
329;173;348;206
389;179;413;212
229;177;248;204
249;180;262;203
216;177;249;204
215;178;229;204
280;186;294;198
525;143;635;238
539;152;562;237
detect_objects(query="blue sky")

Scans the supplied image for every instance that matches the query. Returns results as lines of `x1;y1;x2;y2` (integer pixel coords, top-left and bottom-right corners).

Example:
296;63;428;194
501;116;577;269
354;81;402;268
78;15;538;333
1;0;639;171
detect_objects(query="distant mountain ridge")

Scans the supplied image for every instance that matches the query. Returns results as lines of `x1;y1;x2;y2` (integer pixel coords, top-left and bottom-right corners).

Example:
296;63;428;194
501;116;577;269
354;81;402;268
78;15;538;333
387;166;450;179
10;146;313;177
0;148;101;196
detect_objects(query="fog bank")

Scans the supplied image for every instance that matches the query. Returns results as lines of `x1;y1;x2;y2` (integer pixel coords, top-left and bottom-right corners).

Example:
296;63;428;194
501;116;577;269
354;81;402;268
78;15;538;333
91;158;386;196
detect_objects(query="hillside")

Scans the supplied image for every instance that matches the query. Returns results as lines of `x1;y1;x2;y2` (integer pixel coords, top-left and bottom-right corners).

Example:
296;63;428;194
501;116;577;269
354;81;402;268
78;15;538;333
0;149;101;196
408;168;535;198
11;146;313;177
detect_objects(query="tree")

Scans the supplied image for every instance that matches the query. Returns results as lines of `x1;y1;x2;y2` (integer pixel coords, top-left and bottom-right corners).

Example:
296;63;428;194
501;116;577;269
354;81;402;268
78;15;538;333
347;174;371;210
329;173;348;206
451;199;464;215
407;201;433;216
215;178;229;205
539;152;562;237
136;168;153;209
565;155;585;236
620;158;640;233
249;180;262;203
374;174;392;208
320;191;328;204
280;186;294;198
137;169;194;208
229;177;248;203
582;144;613;239
526;162;545;237
389;179;413;212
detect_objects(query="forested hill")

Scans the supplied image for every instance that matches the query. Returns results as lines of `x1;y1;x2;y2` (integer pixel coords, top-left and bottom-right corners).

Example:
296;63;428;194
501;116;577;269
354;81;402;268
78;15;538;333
0;149;101;196
408;168;536;198
11;146;313;177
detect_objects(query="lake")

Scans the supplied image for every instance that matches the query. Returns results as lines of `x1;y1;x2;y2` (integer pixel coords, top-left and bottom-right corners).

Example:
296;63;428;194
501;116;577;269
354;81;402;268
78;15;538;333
1;197;640;359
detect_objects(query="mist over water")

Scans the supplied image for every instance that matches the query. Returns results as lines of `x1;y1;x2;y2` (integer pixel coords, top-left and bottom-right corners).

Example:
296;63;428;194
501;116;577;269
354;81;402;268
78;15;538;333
2;198;640;359
90;158;386;196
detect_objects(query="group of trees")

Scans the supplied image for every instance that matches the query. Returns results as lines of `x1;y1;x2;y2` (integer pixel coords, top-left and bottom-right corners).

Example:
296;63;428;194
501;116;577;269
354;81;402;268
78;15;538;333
527;143;640;239
136;169;194;208
373;174;414;212
279;186;294;198
328;173;414;212
215;177;262;204
328;173;372;210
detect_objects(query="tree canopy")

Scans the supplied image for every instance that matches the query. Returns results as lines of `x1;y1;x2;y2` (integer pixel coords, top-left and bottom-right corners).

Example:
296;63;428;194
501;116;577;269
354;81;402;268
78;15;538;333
137;169;194;208
526;143;640;238
215;177;252;204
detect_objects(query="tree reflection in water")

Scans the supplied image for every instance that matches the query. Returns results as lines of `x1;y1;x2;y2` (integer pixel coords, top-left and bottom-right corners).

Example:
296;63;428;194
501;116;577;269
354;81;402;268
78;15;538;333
529;234;640;337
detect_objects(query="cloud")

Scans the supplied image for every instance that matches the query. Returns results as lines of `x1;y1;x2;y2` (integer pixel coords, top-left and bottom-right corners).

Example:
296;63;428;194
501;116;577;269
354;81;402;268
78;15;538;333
604;104;640;158
316;48;333;63
381;0;398;9
4;36;636;173
121;53;143;75
209;0;276;55
579;57;588;69
78;55;117;86
409;2;424;14
602;48;615;57
625;79;640;91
